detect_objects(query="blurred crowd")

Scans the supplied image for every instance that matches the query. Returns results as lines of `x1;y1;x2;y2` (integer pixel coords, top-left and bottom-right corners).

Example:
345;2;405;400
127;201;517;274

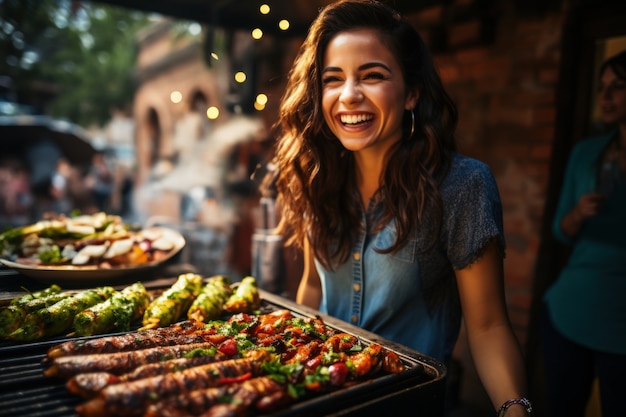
0;149;132;229
0;111;278;287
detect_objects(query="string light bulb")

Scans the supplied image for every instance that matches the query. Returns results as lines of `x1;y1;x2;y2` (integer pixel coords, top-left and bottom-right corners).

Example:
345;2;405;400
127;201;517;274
279;19;290;31
234;72;247;83
251;28;263;40
170;91;182;103
206;106;219;120
256;93;268;105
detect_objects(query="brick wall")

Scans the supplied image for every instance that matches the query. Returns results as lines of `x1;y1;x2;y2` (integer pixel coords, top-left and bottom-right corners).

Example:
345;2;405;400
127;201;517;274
409;1;564;348
406;1;567;411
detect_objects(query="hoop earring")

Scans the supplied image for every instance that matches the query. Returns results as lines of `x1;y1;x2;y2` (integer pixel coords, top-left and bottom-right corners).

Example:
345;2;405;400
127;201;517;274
409;109;415;138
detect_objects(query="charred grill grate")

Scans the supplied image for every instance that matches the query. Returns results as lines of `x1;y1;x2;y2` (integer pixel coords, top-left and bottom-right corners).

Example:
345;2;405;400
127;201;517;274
0;345;80;417
0;294;446;417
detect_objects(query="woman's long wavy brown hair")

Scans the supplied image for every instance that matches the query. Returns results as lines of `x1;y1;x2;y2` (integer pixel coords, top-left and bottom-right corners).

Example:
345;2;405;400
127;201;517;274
272;0;458;270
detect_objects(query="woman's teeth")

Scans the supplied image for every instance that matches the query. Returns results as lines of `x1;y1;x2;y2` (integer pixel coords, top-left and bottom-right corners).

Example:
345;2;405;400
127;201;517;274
341;114;373;125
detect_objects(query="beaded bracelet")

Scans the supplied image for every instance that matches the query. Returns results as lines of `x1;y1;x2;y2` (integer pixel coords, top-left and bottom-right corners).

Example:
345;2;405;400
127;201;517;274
497;397;533;417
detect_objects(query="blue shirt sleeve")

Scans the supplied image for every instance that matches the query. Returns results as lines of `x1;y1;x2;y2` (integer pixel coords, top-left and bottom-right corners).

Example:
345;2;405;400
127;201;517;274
441;156;505;270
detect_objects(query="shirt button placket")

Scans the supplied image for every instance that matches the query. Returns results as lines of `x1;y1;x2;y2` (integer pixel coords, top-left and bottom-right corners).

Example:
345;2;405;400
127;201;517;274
351;248;363;325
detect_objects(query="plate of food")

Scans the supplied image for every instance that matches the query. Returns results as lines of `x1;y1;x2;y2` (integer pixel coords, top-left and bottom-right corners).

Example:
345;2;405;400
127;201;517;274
0;212;185;284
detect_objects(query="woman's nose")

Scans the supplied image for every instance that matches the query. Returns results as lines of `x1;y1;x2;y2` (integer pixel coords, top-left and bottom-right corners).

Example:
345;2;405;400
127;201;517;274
339;81;363;104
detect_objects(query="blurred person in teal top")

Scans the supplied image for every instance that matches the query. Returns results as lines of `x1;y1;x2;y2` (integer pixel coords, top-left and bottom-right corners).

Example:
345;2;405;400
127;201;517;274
542;50;626;417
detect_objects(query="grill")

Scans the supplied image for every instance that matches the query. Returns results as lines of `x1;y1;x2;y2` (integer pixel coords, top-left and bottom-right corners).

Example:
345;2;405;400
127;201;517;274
0;287;446;417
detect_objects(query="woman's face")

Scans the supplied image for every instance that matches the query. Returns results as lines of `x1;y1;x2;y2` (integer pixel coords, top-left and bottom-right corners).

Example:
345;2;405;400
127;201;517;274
321;28;417;154
599;66;626;126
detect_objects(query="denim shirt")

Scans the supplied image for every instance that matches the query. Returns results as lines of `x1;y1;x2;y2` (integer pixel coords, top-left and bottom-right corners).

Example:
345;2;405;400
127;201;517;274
317;154;505;365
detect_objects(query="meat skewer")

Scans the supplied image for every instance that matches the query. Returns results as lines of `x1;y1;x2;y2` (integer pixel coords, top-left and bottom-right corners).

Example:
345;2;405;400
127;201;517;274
76;350;272;417
67;352;229;398
45;341;218;378
143;376;285;417
46;320;207;360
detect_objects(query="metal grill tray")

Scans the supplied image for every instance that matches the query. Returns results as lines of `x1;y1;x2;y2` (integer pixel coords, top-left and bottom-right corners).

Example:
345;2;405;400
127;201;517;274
0;290;446;417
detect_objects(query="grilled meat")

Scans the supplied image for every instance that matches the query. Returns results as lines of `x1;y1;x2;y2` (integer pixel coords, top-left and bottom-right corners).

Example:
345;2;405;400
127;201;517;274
46;320;207;360
144;376;285;417
45;341;218;378
76;350;272;417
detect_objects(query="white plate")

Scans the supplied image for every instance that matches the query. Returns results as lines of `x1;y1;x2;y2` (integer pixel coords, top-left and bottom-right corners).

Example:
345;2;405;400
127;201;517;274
0;227;185;285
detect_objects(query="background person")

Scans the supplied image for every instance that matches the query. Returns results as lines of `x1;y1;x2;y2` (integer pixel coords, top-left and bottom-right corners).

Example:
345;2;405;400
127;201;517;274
541;50;626;417
270;1;530;416
86;151;114;213
50;157;73;215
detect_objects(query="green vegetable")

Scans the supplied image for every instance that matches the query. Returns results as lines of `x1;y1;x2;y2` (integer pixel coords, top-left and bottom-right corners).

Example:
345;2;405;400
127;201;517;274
38;245;63;263
0;213;127;262
74;282;150;336
224;276;260;313
0;285;72;339
141;273;203;330
9;285;62;307
187;275;233;322
6;286;116;341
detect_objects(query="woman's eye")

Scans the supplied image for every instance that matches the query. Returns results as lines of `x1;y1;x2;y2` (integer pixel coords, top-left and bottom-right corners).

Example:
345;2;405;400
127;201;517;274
363;71;386;80
322;75;341;84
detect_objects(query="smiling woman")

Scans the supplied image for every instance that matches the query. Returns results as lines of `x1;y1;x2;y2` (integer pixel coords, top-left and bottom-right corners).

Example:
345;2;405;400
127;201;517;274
269;1;531;416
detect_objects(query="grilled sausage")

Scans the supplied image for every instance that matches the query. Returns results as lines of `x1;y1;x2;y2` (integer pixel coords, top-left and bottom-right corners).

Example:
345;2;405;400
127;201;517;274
46;320;207;360
76;350;272;417
144;376;284;417
67;351;228;398
45;341;218;378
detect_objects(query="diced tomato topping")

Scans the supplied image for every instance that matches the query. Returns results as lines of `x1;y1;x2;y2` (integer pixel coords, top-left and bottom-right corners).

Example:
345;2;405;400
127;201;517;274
305;357;321;370
218;371;252;385
328;362;349;386
218;338;238;356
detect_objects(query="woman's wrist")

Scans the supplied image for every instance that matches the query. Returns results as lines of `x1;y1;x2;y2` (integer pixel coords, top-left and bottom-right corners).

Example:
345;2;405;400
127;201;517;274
496;397;533;417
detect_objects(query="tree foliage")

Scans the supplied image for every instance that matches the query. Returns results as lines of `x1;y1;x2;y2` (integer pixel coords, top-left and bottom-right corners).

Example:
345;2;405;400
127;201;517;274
0;0;151;127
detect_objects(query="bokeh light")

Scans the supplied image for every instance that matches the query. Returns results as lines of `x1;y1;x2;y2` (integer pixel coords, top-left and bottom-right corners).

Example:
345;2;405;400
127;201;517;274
234;71;247;83
256;93;268;105
170;91;182;103
206;106;220;120
251;28;263;40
